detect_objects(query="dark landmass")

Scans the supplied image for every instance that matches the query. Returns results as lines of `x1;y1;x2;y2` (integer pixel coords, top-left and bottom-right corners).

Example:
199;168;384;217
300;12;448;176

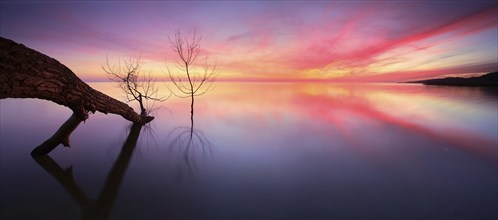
406;71;498;86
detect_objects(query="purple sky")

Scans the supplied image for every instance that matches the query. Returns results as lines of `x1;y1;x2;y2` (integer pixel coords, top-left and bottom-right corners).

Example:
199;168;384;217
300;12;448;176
1;1;497;81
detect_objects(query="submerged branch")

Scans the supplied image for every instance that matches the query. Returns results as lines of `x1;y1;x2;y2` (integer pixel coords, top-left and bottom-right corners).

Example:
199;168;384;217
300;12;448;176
31;113;82;157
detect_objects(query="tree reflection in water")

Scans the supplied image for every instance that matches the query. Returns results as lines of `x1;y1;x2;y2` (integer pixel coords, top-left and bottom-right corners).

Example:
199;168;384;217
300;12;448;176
166;124;214;180
33;123;143;220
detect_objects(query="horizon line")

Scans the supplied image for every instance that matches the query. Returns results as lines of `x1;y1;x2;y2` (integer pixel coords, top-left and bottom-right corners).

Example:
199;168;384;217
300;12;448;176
82;79;407;83
81;71;495;83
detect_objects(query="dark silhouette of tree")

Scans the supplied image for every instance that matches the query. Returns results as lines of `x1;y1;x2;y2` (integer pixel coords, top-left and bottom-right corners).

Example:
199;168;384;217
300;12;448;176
166;29;217;126
1;37;152;126
103;56;168;117
1;37;155;156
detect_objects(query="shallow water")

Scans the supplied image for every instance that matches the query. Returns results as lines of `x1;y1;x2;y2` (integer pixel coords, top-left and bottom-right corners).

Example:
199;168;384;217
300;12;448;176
1;82;497;220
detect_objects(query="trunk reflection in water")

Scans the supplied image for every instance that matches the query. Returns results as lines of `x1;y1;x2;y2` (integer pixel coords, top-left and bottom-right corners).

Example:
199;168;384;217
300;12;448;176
1;82;496;220
33;123;142;220
166;119;214;181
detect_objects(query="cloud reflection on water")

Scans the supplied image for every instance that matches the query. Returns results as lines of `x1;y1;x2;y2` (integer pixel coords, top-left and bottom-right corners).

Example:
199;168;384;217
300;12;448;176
194;83;497;160
1;82;496;220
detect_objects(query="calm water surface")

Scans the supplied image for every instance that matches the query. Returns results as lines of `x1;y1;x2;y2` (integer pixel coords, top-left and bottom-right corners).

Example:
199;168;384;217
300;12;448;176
1;82;497;220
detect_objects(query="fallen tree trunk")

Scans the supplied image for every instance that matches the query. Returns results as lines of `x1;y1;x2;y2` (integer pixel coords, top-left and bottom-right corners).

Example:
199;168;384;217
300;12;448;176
0;36;152;123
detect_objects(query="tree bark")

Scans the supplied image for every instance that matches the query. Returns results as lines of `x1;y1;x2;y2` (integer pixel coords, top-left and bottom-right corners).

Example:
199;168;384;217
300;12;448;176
0;36;152;123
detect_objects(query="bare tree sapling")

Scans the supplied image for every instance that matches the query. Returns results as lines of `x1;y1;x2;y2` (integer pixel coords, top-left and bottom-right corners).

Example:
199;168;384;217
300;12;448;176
166;29;217;127
103;56;168;117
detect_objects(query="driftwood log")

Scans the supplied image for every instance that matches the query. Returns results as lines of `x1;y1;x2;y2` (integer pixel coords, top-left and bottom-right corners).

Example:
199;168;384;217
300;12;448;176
0;36;152;123
0;36;152;156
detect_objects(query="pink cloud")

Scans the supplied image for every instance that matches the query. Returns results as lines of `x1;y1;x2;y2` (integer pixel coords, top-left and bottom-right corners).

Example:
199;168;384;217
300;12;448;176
1;1;496;81
336;62;498;82
202;2;497;81
283;5;498;71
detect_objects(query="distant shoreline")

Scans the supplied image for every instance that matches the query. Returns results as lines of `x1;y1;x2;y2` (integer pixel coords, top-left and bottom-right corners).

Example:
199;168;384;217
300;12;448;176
404;71;498;87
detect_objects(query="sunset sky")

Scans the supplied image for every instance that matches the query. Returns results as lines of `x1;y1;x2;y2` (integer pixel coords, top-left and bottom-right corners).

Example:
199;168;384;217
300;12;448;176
1;1;497;82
